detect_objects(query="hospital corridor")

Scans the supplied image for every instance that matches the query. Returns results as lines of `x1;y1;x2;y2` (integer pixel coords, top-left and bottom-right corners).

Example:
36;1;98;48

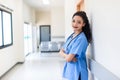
0;0;120;80
0;53;65;80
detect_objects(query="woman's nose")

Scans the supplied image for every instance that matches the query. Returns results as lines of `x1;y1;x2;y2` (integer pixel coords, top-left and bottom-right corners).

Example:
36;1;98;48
73;22;77;26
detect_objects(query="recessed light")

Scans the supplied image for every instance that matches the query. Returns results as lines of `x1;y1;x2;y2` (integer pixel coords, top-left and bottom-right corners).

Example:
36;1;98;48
42;0;50;5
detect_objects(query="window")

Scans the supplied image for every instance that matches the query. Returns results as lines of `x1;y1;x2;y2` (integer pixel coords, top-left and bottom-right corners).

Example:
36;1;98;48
0;9;13;49
0;11;2;46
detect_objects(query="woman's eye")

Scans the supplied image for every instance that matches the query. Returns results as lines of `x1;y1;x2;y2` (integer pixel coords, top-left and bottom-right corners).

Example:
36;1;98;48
78;21;81;24
72;20;75;23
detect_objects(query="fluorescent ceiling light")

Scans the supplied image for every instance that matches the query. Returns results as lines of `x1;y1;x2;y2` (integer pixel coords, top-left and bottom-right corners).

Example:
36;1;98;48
42;0;50;5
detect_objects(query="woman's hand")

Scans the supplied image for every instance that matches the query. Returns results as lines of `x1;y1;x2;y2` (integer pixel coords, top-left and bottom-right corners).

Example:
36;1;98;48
72;57;77;62
59;49;77;62
76;0;84;11
59;48;67;58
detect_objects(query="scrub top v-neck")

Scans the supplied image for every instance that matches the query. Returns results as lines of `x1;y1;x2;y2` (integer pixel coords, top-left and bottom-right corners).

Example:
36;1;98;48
62;32;88;80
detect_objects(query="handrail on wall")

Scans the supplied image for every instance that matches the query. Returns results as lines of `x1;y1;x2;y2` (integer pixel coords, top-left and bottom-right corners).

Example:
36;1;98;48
88;58;120;80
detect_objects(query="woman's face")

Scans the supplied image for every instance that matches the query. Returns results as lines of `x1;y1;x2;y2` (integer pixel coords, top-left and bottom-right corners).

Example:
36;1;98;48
72;15;85;32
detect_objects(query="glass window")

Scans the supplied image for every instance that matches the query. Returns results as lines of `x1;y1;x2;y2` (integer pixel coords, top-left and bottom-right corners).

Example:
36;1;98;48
0;9;13;49
3;11;12;45
0;11;2;46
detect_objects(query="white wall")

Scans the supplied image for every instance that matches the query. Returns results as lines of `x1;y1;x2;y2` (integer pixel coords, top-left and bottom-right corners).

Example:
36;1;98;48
23;2;32;23
51;7;65;37
23;2;36;24
0;0;24;76
36;11;51;26
86;0;120;79
64;0;78;39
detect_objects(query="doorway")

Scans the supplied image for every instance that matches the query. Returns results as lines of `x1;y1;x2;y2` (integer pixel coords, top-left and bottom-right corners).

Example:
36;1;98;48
24;23;33;56
40;25;51;43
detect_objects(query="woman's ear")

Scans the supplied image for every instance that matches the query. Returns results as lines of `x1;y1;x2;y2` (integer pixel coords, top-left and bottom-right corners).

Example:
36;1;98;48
82;23;85;27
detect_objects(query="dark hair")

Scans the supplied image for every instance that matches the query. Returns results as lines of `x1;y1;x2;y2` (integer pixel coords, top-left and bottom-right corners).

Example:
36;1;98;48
72;11;92;43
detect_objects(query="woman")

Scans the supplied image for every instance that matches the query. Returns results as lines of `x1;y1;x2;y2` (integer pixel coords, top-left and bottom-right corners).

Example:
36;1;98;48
59;1;91;79
59;11;91;80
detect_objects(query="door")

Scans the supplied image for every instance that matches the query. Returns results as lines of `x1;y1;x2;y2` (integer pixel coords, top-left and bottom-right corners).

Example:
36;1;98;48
40;25;51;42
24;23;33;56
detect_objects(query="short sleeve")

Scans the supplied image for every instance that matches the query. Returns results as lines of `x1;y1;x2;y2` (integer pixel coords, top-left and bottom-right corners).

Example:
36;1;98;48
69;37;87;56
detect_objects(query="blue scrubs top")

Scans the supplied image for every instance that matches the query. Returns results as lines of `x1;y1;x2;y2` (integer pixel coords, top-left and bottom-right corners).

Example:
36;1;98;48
62;32;88;80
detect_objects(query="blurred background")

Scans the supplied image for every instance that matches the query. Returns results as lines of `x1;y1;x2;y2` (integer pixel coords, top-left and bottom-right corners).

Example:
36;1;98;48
0;0;120;80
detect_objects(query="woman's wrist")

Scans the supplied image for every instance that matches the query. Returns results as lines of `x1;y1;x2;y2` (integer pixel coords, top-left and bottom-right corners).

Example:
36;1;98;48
59;49;67;58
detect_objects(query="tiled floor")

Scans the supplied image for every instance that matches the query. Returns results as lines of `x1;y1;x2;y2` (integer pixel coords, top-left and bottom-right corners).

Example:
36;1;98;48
0;52;66;80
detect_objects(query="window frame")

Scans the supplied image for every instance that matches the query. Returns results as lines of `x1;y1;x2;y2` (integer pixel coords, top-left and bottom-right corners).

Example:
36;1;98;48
0;8;13;49
0;10;3;47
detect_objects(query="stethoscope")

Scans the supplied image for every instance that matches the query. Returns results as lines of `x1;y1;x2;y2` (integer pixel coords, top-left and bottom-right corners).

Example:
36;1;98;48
66;32;82;48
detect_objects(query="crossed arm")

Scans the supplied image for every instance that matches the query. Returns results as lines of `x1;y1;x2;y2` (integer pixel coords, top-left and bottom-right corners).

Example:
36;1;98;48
59;48;77;62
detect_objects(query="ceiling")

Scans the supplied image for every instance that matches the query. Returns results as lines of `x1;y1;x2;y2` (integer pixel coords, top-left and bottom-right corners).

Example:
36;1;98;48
24;0;65;11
